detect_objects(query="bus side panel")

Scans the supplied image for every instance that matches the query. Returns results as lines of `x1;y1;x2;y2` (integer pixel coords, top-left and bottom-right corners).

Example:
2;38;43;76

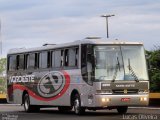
27;69;80;106
28;69;92;107
13;89;23;104
8;68;92;107
7;73;14;103
78;83;93;107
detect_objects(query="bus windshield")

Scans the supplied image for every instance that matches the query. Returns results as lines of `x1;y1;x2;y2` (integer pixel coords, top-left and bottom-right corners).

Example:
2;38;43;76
94;45;148;81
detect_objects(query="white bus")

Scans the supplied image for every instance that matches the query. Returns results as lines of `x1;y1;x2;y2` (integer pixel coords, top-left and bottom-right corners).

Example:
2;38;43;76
7;38;149;115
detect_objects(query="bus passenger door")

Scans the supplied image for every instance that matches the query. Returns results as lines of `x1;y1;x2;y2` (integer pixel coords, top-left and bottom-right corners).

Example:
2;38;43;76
81;44;95;106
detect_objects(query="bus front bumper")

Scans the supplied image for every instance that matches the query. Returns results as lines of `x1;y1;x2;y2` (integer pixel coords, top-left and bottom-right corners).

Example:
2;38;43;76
94;94;149;107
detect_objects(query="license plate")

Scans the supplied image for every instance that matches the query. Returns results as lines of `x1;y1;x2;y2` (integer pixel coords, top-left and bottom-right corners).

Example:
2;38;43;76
121;98;130;102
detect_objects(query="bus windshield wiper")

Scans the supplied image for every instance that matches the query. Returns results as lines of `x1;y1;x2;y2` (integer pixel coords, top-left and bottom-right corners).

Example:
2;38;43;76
128;58;139;82
112;57;120;82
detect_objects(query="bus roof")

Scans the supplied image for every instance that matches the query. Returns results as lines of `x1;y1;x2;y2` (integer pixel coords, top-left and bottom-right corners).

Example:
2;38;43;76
7;39;143;55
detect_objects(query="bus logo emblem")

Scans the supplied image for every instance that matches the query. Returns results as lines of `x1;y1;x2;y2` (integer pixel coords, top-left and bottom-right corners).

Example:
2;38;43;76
124;89;128;94
37;71;65;98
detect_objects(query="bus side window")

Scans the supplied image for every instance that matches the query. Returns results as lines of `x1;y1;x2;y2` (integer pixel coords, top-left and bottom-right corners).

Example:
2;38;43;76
47;51;51;68
54;50;61;68
26;54;29;69
17;54;24;70
27;53;36;69
75;48;79;66
51;51;55;67
61;50;64;67
35;53;39;69
39;51;48;69
68;48;78;67
64;49;69;66
16;55;20;70
8;55;17;71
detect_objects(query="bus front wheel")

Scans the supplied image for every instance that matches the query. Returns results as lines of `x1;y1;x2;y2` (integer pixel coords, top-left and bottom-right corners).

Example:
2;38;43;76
117;106;128;114
73;94;85;115
24;93;31;112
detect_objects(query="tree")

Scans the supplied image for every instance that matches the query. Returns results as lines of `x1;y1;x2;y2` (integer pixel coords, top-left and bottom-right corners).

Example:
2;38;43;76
146;48;160;92
0;58;7;94
150;50;160;69
0;58;6;75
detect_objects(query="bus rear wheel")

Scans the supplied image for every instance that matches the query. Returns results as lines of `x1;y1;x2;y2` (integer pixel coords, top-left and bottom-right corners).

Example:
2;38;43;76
117;106;128;114
23;93;40;112
73;94;85;115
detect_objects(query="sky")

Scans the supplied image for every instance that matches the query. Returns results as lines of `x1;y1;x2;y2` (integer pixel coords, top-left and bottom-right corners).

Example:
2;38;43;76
0;0;160;57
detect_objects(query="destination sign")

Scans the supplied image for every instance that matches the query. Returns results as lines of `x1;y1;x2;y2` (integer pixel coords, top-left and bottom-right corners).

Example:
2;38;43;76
116;84;135;87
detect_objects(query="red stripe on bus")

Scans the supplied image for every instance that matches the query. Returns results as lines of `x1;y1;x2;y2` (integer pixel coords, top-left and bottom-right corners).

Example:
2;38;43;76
12;70;70;101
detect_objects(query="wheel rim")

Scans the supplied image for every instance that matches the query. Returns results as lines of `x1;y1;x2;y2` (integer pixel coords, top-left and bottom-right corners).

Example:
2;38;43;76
24;96;29;111
74;98;80;114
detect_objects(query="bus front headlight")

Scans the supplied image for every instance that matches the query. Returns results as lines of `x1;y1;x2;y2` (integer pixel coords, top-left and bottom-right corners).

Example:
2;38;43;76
101;98;111;102
140;97;148;102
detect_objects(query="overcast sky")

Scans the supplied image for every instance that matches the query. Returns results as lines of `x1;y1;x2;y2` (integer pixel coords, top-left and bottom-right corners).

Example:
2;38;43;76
0;0;160;57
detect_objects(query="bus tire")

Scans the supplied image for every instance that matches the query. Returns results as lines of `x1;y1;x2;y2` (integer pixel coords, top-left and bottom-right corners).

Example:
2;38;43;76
23;93;40;112
117;106;128;114
73;94;85;115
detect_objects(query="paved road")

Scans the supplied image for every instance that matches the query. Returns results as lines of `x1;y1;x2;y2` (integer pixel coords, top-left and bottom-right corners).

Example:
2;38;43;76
0;105;160;120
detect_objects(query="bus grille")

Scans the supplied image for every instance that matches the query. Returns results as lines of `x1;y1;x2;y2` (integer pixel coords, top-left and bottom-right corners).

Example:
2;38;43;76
112;89;138;94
